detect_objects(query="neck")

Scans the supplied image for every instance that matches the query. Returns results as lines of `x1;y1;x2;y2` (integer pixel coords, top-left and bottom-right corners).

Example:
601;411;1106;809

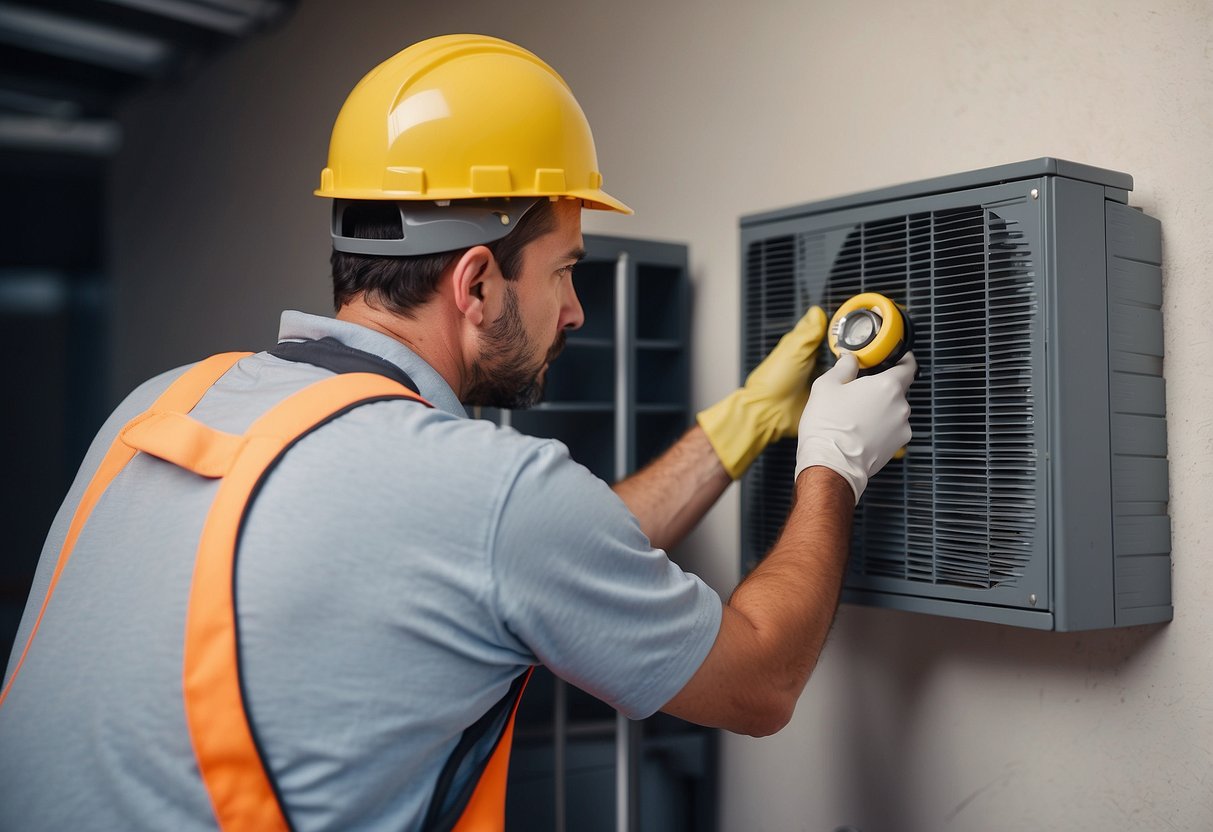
335;297;468;397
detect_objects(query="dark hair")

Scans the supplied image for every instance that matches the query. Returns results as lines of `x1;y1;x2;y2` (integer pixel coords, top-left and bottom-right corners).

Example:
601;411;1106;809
330;199;556;315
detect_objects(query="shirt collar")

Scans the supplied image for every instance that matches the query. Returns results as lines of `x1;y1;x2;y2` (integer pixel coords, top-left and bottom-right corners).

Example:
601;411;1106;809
277;310;467;418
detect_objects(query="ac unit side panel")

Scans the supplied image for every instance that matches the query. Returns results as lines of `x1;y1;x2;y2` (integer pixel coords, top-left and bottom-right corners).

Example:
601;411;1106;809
1105;201;1171;626
1044;178;1118;630
741;179;1051;613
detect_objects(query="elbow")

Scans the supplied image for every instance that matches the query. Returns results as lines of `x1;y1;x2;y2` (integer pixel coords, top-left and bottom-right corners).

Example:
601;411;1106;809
740;716;789;739
730;689;797;738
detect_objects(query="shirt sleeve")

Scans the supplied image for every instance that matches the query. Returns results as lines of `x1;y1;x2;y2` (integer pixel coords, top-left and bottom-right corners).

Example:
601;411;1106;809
488;439;722;720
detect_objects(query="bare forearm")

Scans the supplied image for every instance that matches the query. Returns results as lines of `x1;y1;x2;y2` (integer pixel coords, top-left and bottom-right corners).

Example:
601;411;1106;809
729;466;853;698
661;465;853;735
612;425;731;551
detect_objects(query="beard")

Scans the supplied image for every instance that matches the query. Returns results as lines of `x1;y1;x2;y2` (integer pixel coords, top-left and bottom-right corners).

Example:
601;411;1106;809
463;284;566;410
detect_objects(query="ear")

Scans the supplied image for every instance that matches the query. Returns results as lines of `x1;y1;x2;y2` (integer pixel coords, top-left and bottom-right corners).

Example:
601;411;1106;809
450;245;498;327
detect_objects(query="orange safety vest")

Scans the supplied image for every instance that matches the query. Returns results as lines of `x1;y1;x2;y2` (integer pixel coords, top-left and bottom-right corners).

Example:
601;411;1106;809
0;340;531;832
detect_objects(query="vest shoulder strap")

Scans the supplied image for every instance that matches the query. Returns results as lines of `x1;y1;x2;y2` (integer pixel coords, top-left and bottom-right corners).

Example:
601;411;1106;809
181;370;430;831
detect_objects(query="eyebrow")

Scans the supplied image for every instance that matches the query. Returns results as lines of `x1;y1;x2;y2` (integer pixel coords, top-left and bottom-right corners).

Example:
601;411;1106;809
565;247;588;263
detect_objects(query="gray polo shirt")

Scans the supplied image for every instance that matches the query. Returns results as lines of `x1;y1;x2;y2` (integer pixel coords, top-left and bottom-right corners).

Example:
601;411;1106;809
0;311;722;831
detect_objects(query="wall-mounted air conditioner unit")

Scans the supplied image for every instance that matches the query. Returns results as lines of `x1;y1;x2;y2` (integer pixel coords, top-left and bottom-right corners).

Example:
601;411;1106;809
740;159;1170;631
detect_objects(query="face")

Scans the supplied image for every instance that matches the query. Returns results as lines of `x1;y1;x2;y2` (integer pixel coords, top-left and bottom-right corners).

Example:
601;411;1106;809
464;200;585;409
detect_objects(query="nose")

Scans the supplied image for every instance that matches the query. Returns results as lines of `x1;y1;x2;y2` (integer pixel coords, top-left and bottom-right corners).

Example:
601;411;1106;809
561;280;584;331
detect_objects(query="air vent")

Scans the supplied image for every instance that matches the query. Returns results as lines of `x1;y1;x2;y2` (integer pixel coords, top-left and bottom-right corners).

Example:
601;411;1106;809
739;159;1171;630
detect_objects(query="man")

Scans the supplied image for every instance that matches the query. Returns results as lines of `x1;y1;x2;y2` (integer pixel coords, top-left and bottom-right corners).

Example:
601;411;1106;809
0;34;914;831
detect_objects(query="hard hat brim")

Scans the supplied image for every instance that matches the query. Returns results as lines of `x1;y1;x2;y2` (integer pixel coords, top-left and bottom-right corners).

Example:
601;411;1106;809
570;188;633;215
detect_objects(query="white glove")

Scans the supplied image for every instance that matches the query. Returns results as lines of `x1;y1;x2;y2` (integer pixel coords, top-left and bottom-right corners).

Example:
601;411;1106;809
794;351;916;504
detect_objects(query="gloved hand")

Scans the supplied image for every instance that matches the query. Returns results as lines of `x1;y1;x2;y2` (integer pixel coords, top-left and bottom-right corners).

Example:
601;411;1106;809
795;351;916;504
697;307;827;479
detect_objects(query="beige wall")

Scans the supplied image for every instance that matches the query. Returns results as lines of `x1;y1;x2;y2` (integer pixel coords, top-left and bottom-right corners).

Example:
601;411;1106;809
112;1;1213;829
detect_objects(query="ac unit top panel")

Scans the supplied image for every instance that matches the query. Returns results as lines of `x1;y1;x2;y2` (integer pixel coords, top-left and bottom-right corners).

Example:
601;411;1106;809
741;158;1134;228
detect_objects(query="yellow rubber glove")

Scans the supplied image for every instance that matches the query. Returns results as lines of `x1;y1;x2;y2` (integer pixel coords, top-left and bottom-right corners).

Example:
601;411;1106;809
697;306;828;478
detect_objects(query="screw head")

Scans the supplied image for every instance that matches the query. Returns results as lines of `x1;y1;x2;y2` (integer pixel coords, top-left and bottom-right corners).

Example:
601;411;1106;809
1030;188;1039;200
1029;594;1038;606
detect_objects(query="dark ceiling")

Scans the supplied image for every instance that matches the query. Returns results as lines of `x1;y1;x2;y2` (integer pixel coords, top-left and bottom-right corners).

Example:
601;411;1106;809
0;0;296;155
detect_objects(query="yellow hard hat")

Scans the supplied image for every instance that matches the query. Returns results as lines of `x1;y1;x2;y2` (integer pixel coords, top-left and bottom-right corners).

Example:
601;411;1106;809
316;34;631;215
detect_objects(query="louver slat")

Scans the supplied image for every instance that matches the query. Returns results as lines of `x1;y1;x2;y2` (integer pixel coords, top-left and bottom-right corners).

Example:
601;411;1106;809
743;204;1037;590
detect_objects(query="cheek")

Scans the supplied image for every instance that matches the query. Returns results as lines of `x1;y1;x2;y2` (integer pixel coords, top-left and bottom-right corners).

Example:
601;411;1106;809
514;282;563;346
517;305;553;352
537;293;563;333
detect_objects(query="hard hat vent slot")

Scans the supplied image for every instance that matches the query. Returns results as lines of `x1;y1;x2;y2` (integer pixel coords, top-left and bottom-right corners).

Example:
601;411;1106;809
340;201;405;241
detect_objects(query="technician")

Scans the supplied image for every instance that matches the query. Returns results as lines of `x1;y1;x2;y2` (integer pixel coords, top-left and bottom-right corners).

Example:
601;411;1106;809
0;34;914;832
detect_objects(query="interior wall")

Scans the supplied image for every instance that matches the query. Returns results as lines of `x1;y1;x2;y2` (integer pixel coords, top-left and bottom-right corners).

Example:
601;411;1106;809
111;0;1213;829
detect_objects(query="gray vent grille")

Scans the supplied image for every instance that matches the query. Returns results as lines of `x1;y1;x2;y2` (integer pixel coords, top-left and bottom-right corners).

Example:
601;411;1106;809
743;235;799;563
744;206;1037;589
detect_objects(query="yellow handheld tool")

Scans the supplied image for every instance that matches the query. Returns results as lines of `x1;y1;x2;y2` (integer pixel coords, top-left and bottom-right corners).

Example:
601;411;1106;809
827;292;915;376
828;292;915;459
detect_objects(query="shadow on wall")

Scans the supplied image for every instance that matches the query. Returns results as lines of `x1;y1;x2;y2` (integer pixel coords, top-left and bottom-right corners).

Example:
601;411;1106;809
829;605;1168;832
